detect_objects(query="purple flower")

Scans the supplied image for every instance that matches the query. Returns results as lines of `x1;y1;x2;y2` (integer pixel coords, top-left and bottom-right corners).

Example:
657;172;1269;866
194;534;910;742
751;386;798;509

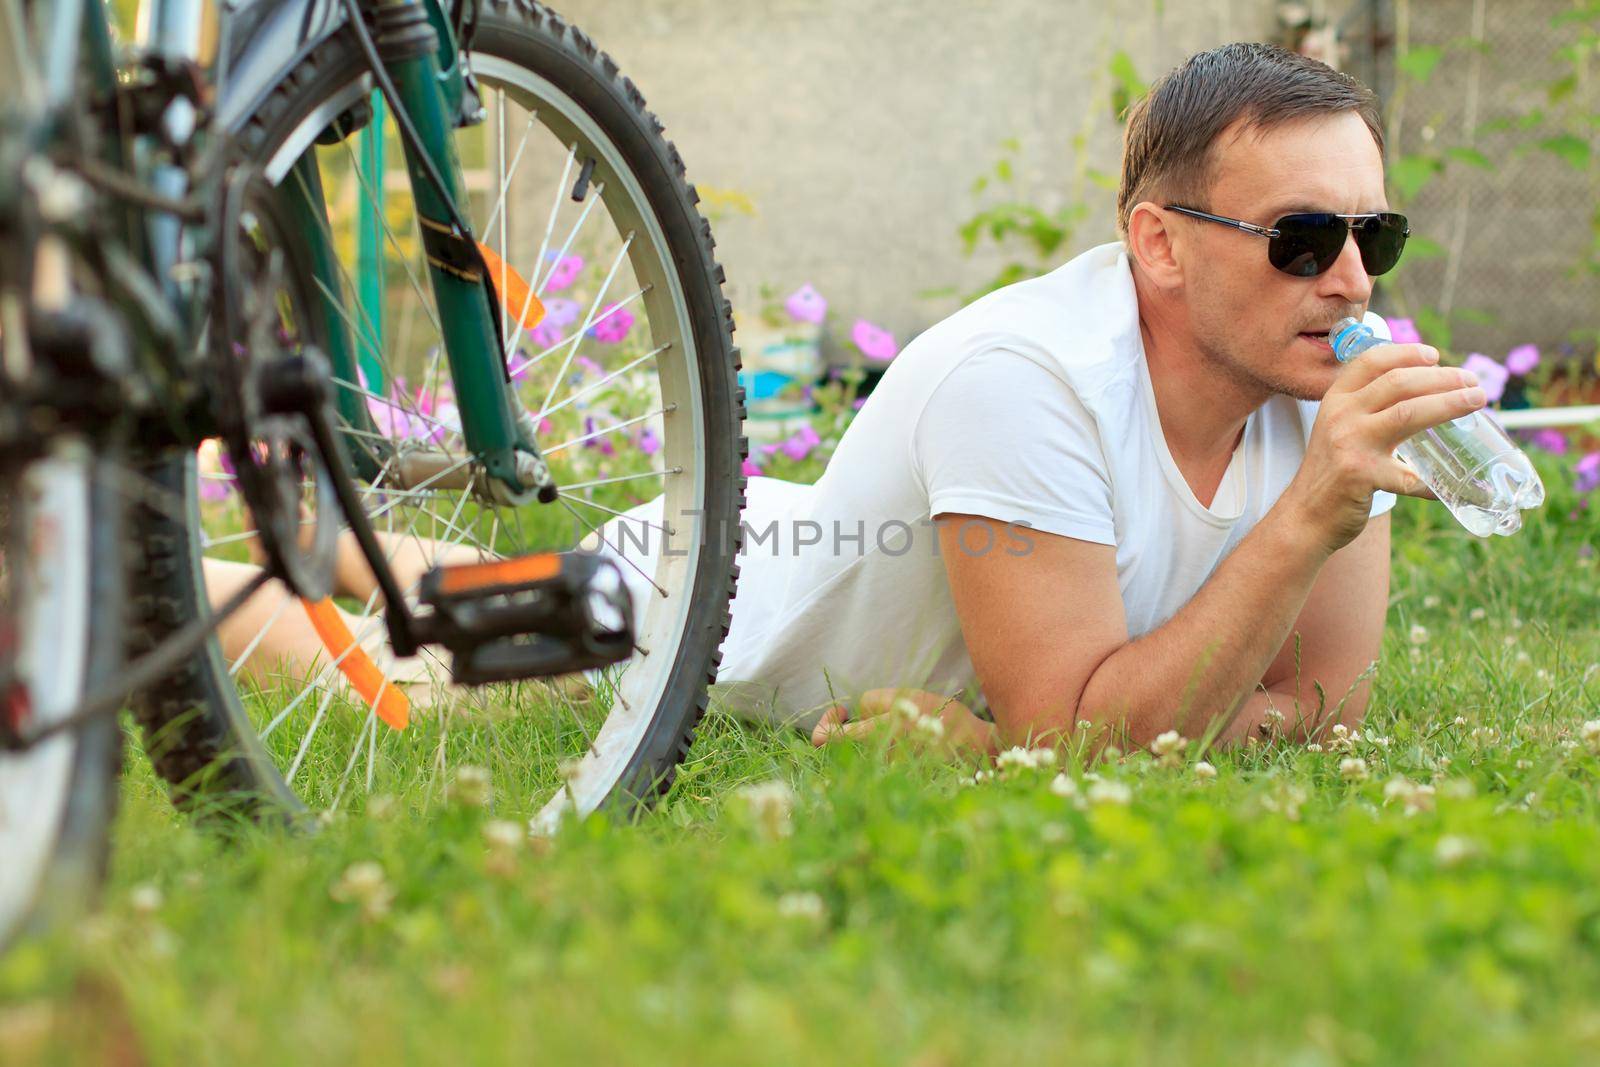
781;423;822;461
851;319;899;361
761;443;780;455
1576;450;1600;494
545;254;584;292
1505;343;1540;376
784;284;828;325
588;304;635;344
1529;428;1568;455
575;355;604;377
543;298;581;328
1460;353;1508;404
851;397;867;410
529;321;564;352
637;427;662;456
581;415;615;456
741;456;763;477
537;417;553;435
1385;317;1421;345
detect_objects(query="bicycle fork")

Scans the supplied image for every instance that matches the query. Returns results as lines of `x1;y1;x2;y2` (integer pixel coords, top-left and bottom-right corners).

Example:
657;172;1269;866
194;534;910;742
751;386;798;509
274;0;557;505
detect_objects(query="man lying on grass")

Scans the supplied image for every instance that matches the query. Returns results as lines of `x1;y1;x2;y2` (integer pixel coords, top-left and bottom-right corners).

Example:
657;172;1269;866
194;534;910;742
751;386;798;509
628;41;1488;756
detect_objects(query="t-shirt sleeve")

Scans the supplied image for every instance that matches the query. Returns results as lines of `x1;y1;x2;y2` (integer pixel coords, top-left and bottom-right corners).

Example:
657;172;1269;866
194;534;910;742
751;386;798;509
912;346;1117;546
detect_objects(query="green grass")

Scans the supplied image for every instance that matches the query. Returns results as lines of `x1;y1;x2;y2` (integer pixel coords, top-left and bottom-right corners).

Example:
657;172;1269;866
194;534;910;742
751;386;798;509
4;452;1600;1065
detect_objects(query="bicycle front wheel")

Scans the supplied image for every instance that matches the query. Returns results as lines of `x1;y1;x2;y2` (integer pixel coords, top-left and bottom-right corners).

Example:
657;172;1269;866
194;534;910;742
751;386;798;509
128;1;746;829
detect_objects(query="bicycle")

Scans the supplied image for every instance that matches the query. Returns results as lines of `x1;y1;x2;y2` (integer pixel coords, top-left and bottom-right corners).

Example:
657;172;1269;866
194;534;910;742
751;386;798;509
0;0;747;947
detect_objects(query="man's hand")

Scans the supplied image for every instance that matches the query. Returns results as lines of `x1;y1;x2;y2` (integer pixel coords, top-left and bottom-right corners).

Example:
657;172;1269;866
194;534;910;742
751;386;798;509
811;687;998;756
1285;342;1484;554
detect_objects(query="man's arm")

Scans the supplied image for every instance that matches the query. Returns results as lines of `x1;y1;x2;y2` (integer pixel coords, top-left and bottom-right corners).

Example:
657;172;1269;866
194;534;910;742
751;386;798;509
938;499;1333;749
1252;510;1391;741
940;337;1478;751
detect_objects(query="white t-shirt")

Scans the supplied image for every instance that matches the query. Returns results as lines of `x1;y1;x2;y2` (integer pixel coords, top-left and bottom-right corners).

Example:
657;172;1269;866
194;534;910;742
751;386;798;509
590;241;1396;729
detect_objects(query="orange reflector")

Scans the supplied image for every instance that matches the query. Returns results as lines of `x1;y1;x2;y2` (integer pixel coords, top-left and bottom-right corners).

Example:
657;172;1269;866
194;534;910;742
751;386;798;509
435;553;562;596
300;598;410;730
477;242;545;333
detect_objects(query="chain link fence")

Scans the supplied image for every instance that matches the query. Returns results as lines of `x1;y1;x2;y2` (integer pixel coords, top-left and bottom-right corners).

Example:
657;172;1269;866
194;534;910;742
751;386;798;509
1322;0;1600;374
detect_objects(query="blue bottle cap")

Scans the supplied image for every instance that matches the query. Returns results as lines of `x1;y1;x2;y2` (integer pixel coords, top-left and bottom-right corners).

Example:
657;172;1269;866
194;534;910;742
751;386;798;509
1329;318;1369;363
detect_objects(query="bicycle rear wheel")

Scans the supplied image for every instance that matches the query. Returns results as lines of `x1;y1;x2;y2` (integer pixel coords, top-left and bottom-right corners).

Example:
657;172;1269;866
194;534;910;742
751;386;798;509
128;1;745;829
0;445;122;949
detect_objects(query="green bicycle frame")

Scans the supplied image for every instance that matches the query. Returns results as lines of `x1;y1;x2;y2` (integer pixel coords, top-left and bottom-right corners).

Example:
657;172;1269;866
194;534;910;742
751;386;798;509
272;0;538;499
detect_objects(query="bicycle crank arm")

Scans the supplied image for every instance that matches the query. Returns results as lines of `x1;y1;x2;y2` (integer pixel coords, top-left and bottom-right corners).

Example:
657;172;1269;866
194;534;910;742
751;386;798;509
259;351;634;684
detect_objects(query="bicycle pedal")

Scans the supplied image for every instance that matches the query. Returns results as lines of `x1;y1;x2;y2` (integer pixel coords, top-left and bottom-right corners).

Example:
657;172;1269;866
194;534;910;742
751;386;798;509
418;551;634;686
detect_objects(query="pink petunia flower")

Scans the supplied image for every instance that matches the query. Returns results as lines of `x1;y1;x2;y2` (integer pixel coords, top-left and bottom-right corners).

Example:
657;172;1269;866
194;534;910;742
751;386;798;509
1505;343;1540;376
1529;429;1568;455
1384;317;1421;345
784;284;828;325
781;423;822;461
851;319;899;361
740;456;763;477
545;254;584;292
1460;353;1508;404
588;304;635;344
1576;450;1600;494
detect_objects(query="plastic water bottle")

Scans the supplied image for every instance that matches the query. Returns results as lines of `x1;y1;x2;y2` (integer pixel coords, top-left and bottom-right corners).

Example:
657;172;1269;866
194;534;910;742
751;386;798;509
1328;318;1545;536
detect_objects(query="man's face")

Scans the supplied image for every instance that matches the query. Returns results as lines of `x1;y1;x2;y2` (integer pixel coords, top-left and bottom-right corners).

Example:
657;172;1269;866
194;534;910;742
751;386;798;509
1174;111;1389;402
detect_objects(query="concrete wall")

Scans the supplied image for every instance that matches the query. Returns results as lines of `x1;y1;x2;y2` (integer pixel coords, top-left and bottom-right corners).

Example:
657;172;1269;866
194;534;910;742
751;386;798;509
554;0;1277;354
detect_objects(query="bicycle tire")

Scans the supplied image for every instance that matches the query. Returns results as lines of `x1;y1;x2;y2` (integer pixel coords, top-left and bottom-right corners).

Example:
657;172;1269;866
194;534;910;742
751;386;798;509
0;449;124;949
127;0;746;825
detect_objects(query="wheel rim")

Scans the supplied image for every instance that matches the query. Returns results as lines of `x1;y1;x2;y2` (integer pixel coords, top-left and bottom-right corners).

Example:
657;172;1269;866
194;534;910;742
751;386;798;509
195;53;718;824
0;446;94;943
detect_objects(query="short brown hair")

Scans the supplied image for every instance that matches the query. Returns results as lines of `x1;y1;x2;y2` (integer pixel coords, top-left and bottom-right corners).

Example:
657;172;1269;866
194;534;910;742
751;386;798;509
1116;42;1384;240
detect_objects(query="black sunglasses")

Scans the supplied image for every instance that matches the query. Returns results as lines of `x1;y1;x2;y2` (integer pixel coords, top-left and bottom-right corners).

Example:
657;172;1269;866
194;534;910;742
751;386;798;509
1164;204;1410;278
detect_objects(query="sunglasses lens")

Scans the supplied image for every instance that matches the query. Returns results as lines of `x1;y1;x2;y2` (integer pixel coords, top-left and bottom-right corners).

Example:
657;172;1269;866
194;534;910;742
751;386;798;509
1354;213;1409;276
1268;215;1346;277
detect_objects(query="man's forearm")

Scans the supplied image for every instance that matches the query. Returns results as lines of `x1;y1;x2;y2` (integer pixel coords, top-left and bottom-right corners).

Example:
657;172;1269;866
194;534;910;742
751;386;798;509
1076;500;1333;746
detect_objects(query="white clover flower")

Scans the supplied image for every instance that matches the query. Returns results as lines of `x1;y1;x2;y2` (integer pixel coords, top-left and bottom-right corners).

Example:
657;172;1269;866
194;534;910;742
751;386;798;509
1468;606;1487;621
1076;719;1092;730
1504;634;1519;647
1423;594;1442;609
128;883;163;916
1383;776;1413;803
1087;779;1132;806
1409;648;1423;663
1339;757;1369;781
1515;651;1532;666
913;715;946;742
1453;715;1468;727
1332;724;1349;738
1409;624;1430;646
450;764;493;808
891;697;923;722
330;861;394;920
1434;835;1479;868
483;820;525;852
1151;730;1186;767
735;779;796;839
1049;772;1079;798
1581;720;1600;754
1194;761;1217;780
776;891;826;922
996;746;1033;772
1029;746;1058;769
1511;616;1524;629
1306;742;1324;753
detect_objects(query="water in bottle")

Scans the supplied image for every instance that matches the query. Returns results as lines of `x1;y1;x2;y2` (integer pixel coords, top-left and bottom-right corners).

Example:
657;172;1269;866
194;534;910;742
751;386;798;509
1328;317;1545;537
